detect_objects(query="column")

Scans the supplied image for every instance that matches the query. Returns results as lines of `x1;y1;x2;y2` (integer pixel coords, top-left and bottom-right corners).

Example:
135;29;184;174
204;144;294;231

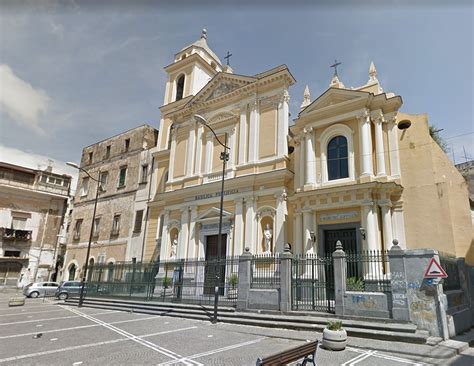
238;104;247;165
358;111;373;177
379;201;393;251
194;125;203;176
244;196;257;253
228;126;237;172
168;127;177;181
248;99;259;163
178;207;189;259
274;190;288;253
374;115;386;176
303;209;314;254
186;124;196;177
362;201;377;252
233;198;244;255
298;138;305;188
387;117;401;178
305;128;316;185
159;211;170;260
392;201;407;249
204;133;213;175
187;206;198;259
277;90;290;157
294;211;303;255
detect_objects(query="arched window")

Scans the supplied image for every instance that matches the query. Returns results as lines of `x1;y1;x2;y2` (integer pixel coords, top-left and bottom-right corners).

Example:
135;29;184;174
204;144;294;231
327;136;349;180
87;258;94;281
68;263;76;281
107;262;114;282
175;75;185;101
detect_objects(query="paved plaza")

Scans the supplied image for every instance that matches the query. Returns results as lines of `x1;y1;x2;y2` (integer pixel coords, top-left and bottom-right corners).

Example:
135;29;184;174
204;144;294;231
0;291;472;365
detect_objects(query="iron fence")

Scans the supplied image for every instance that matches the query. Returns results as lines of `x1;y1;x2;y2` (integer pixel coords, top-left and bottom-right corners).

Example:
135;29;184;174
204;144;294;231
439;256;461;291
250;254;280;289
291;253;334;312
154;256;240;306
345;250;391;293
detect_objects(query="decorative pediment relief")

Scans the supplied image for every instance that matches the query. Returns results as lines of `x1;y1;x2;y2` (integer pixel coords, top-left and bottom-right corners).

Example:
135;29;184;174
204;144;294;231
299;88;369;116
198;207;233;221
205;82;241;101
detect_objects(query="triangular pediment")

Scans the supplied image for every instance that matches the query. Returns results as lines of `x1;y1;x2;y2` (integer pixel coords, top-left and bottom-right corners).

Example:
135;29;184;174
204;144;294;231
198;207;233;221
187;72;256;107
299;88;370;117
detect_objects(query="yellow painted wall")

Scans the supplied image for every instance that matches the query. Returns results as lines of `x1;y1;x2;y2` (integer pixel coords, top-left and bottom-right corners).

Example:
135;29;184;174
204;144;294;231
212;134;225;172
173;129;187;178
259;108;277;158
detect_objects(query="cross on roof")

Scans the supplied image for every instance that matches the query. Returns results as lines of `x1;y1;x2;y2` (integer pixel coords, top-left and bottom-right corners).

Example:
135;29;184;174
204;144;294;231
330;59;342;77
224;51;232;66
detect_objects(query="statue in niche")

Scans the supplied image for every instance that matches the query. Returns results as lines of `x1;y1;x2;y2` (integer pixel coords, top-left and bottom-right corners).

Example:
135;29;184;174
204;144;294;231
170;235;178;259
263;224;273;253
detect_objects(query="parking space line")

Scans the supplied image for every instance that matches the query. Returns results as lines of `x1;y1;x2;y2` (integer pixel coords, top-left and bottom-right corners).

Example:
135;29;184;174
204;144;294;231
345;347;428;366
0;315;162;339
0;309;66;317
0;310;119;326
341;350;376;365
158;337;265;365
60;305;203;366
0;326;200;363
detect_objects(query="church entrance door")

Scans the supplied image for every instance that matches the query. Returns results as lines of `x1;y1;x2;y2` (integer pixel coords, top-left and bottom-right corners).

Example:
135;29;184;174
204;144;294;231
324;227;360;278
204;234;227;296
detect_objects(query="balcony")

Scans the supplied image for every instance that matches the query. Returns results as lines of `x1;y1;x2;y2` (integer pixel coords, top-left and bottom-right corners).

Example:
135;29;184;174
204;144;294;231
1;228;32;241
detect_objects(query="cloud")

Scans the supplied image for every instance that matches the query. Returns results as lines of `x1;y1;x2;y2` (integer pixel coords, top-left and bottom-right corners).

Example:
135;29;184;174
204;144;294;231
0;64;51;135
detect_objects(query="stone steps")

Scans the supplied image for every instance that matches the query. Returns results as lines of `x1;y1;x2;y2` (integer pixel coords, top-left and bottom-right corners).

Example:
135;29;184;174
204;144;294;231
63;297;429;344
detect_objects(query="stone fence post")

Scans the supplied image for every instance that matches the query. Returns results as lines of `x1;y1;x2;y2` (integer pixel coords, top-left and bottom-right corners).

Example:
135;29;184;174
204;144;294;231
333;240;346;316
388;240;410;321
279;243;293;312
237;248;252;311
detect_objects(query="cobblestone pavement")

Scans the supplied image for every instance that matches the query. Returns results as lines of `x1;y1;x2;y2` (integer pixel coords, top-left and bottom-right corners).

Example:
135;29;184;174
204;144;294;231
0;290;471;365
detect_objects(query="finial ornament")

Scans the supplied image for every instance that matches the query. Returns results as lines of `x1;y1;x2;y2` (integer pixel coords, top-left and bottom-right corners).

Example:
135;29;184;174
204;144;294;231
300;85;311;110
335;240;343;251
201;28;207;39
392;239;399;246
369;61;377;82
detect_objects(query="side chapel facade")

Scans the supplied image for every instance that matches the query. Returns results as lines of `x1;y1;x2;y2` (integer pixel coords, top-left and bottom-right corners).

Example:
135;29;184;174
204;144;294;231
143;30;473;265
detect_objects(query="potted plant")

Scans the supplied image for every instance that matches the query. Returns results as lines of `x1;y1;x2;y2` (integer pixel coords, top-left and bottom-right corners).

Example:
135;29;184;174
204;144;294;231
322;320;347;351
227;273;238;300
161;276;172;297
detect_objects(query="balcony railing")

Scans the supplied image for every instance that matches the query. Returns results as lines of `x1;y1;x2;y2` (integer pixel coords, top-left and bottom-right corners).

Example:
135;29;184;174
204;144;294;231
1;228;32;241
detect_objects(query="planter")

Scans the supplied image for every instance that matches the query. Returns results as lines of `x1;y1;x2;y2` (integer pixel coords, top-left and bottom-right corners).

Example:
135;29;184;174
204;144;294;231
8;296;26;307
227;288;238;300
322;328;347;351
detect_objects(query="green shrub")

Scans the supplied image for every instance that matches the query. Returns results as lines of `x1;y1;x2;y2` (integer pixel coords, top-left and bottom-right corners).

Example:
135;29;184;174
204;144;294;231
347;277;364;291
228;274;238;289
162;276;171;288
327;320;343;331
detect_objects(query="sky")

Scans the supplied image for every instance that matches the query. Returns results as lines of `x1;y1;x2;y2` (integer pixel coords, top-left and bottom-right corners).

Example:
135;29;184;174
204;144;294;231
0;0;473;168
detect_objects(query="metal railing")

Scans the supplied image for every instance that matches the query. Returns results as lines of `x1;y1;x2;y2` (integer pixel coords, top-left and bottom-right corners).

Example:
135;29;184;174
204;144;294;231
250;254;280;289
345;250;391;293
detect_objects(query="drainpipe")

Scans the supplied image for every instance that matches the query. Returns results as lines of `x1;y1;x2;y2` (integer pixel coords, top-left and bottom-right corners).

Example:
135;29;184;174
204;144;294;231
140;155;155;263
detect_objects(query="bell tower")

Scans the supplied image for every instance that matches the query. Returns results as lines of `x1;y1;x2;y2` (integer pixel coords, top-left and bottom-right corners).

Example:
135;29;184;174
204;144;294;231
163;29;222;105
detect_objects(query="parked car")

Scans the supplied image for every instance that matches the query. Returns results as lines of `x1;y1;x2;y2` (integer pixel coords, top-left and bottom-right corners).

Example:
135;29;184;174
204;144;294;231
23;282;59;298
55;281;83;300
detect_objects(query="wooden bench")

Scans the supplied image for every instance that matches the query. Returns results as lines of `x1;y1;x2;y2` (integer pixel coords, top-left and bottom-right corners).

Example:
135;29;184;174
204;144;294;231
256;340;318;365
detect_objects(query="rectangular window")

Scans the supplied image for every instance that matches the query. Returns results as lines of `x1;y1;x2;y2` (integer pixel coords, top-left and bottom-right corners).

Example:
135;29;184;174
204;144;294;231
125;139;130;152
111;214;121;235
118;167;127;187
93;217;100;237
99;171;108;190
4;250;20;257
105;145;111;159
40;175;48;183
73;219;83;240
80;177;89;196
89;152;93;164
133;210;144;233
140;165;148;183
12;217;27;230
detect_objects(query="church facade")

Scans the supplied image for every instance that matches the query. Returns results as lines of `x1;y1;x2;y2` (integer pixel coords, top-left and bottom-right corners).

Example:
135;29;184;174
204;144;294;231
143;30;473;265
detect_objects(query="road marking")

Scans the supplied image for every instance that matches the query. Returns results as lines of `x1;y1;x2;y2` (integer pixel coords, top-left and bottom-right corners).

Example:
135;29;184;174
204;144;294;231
345;347;428;365
341;350;375;366
50;338;58;341
0;311;119;326
0;315;162;339
72;362;83;365
0;309;66;317
0;326;199;363
59;305;202;366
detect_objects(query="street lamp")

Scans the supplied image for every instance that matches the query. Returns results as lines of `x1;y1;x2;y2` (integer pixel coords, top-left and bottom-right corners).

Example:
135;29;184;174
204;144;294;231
66;162;102;307
194;114;230;323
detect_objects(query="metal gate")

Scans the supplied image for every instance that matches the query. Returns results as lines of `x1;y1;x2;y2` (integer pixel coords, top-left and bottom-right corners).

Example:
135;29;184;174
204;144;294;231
291;254;334;313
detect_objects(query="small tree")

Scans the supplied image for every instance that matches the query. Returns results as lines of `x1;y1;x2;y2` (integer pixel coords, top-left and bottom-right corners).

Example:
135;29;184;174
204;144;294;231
429;125;448;153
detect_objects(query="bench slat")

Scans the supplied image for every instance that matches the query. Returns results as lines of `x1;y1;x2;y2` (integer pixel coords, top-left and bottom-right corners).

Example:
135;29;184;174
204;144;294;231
257;340;318;365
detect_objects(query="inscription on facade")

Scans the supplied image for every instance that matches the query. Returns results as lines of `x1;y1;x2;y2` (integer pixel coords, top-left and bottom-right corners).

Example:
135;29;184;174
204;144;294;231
320;211;358;222
194;189;239;201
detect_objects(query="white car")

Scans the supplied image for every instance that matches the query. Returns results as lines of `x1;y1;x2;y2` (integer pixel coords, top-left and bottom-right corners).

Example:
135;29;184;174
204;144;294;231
22;282;59;298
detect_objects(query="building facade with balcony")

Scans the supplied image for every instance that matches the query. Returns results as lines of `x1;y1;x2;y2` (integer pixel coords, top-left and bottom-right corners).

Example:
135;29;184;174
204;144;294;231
143;30;473;267
62;125;158;281
0;162;71;287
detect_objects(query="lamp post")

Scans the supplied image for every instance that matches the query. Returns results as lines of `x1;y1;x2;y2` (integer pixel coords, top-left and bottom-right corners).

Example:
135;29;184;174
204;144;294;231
194;114;230;323
66;162;102;307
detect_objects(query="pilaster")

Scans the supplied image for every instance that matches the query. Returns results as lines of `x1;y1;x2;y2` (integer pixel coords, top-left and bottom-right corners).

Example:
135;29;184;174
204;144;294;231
358;110;373;178
387;116;401;179
248;98;259;163
234;198;244;255
274;190;288;253
372;111;386;177
304;127;316;186
178;207;189;259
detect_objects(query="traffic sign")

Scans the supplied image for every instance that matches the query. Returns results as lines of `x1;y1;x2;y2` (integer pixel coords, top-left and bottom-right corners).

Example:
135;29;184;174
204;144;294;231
424;258;448;278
